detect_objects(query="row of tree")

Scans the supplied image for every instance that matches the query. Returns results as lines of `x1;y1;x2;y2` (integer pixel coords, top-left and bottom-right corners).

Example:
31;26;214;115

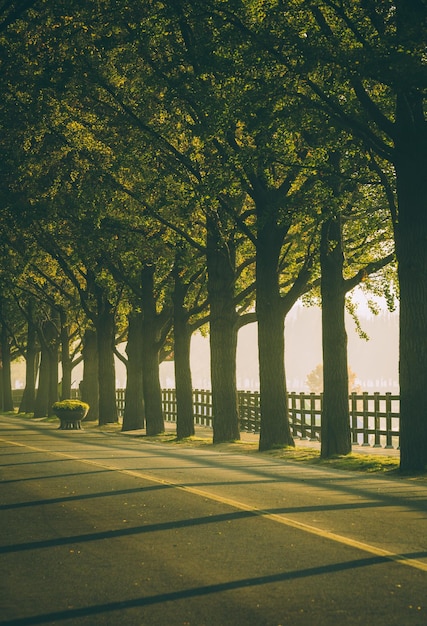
0;1;425;472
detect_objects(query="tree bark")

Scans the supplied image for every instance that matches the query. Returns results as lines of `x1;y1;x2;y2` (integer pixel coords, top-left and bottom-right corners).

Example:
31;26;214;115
80;328;99;421
122;311;145;431
256;200;294;451
392;0;427;471
141;264;165;436
173;269;195;440
141;339;164;435
47;337;59;416
59;308;72;400
19;311;38;414
320;215;351;458
394;97;427;471
0;323;14;412
34;318;59;418
33;345;50;418
95;300;118;425
206;214;240;443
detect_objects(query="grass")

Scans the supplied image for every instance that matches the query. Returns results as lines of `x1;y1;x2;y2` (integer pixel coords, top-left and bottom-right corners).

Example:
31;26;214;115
268;447;400;473
150;437;401;474
122;428;403;475
10;412;418;477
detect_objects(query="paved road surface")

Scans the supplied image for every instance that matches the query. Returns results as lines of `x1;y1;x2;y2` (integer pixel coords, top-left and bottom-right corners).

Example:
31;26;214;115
0;415;426;625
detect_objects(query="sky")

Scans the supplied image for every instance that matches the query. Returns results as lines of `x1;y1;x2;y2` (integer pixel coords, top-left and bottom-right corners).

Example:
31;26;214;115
159;295;399;393
11;293;398;394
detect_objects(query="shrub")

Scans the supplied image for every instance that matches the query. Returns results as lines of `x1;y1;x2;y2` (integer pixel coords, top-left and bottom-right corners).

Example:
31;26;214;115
52;400;90;413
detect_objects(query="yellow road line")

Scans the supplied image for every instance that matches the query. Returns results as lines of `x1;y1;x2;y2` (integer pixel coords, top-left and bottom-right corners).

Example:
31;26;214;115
3;436;427;573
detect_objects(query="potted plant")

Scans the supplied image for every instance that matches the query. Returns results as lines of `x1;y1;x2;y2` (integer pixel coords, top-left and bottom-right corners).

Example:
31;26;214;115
52;400;90;430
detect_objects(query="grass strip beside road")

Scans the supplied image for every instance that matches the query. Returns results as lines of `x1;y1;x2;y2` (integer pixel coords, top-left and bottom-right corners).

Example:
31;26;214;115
144;434;401;474
82;419;403;475
11;413;413;476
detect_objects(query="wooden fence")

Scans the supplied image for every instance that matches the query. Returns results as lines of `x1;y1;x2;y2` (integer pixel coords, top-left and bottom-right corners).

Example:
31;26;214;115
12;387;400;449
71;388;403;449
158;389;400;449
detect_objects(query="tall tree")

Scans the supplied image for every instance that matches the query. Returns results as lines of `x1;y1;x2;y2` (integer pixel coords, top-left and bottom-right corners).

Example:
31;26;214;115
172;244;208;440
33;312;60;418
0;310;14;412
140;263;171;435
80;328;99;422
319;149;395;457
17;301;38;414
121;311;145;432
231;0;427;469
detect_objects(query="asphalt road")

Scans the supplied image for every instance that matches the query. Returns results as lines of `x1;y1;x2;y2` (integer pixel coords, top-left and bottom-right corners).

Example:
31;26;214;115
0;415;426;626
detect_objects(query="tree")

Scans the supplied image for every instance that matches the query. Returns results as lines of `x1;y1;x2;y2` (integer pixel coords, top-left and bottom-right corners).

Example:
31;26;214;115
17;301;38;414
0;298;15;412
80;328;99;422
318;149;395;457
121;311;145;432
140;263;171;435
140;1;320;449
172;244;208;440
231;0;426;469
307;364;359;395
33;312;60;418
1;0;418;468
0;0;40;33
72;26;254;442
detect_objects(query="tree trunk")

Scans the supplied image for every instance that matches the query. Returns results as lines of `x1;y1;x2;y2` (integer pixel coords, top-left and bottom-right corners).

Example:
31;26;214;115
0;363;3;412
320;215;351;458
122;312;145;431
206;215;240;443
141;265;165;435
59;308;72;400
96;301;118;425
33;346;50;418
173;269;194;439
47;337;59;416
81;329;99;421
391;0;427;472
174;326;194;439
48;312;60;416
141;339;164;435
256;207;294;451
34;319;59;418
394;104;427;471
0;324;14;412
19;304;38;414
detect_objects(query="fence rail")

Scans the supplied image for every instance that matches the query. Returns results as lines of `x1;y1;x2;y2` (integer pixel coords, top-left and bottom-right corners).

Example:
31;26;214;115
160;389;400;449
11;388;401;449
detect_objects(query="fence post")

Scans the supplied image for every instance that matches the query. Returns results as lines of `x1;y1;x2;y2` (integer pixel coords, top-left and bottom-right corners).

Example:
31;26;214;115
385;392;394;449
299;392;308;439
350;392;359;445
362;392;370;446
288;392;298;438
252;391;260;433
309;393;318;441
373;392;381;447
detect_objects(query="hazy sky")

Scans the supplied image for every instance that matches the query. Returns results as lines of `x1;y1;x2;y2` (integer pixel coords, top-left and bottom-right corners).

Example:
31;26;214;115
160;296;399;393
11;294;398;394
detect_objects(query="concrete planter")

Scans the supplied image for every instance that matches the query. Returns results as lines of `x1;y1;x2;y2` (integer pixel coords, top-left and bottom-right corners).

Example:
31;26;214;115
52;401;89;430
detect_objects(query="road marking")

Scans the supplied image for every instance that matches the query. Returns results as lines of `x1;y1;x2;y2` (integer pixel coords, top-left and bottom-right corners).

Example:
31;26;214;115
2;436;427;573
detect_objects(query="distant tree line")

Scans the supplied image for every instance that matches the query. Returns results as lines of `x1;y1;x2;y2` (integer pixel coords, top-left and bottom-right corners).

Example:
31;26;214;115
0;1;425;472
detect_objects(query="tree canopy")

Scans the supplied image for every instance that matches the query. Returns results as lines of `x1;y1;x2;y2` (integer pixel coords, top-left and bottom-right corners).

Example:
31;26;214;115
2;1;425;472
